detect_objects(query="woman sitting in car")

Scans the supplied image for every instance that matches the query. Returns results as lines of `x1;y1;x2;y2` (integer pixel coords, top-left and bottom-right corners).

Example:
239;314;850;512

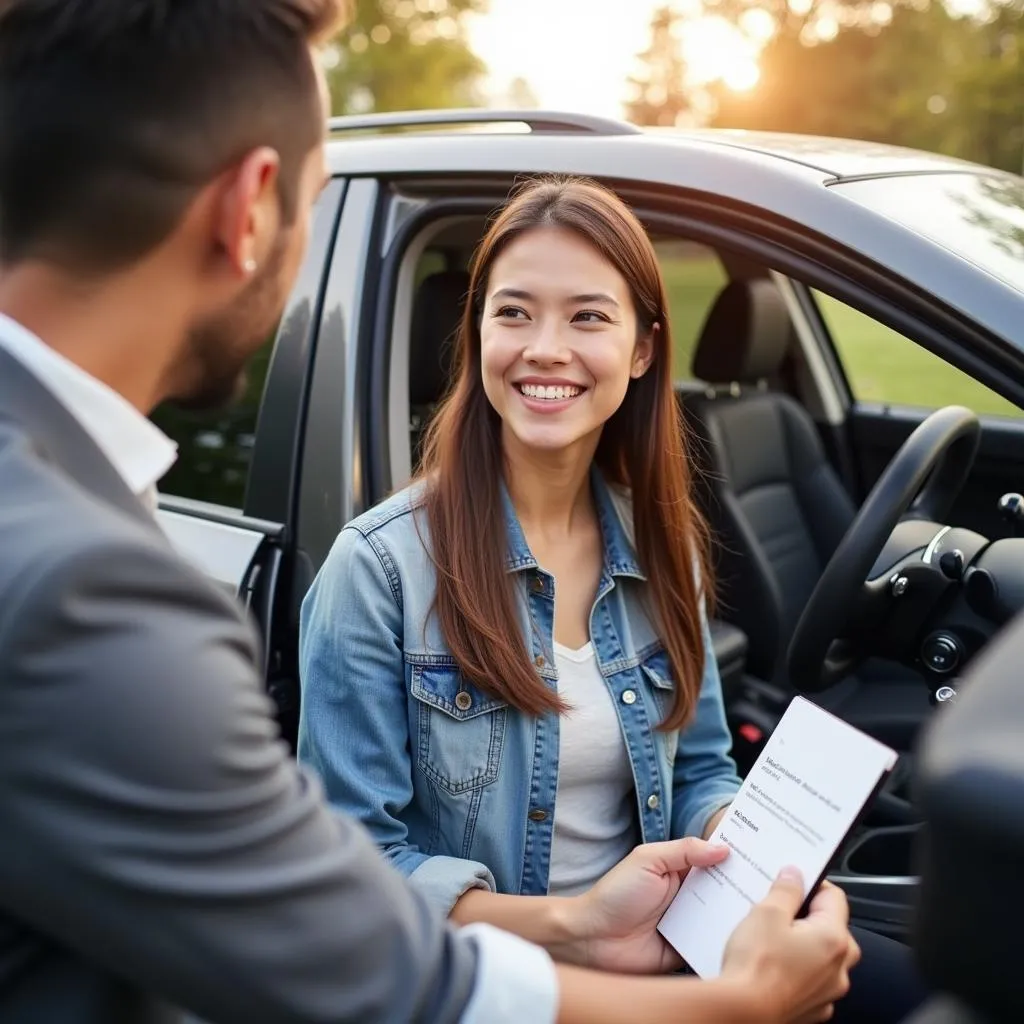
297;175;923;1022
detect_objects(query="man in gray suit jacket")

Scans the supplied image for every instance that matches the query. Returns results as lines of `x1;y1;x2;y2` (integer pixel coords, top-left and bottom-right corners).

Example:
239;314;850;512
0;2;858;1022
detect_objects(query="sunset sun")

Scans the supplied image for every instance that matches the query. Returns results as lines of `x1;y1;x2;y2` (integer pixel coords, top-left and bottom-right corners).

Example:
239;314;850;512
678;15;761;92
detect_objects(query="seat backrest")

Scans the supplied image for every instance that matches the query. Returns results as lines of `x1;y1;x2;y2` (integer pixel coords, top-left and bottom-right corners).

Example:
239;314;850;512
680;279;856;683
408;269;471;468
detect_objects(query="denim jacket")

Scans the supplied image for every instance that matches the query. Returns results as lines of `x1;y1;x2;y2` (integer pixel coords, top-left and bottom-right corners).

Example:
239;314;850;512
297;472;742;916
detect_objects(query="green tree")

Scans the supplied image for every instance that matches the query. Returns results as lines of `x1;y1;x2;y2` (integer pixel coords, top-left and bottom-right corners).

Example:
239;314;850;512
710;3;964;143
947;3;1024;173
625;5;694;127
325;0;488;115
702;0;888;46
707;0;1024;173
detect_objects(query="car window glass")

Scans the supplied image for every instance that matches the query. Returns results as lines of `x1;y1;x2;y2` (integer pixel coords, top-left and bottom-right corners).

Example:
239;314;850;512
653;240;727;379
815;291;1021;418
151;330;276;508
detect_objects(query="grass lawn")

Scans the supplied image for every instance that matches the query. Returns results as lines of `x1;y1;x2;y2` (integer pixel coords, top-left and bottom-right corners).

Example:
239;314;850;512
659;249;1022;420
816;295;1021;418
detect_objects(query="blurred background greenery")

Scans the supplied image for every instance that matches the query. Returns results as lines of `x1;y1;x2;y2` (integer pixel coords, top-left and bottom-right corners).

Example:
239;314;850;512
325;0;1024;178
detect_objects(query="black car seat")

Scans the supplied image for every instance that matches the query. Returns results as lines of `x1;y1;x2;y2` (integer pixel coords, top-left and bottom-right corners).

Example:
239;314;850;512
408;269;471;469
679;279;930;758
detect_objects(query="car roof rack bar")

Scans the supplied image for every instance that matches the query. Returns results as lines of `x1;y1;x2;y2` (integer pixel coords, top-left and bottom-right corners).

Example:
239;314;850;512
327;108;641;136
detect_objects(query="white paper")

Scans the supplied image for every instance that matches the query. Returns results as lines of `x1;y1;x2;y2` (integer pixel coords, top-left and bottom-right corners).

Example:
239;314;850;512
658;695;897;978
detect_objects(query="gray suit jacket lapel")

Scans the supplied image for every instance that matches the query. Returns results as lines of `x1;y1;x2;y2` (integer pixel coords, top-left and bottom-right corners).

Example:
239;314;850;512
0;345;162;533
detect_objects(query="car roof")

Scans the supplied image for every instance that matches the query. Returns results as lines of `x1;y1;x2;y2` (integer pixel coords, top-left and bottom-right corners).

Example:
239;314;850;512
323;109;1024;353
324;109;985;182
645;127;984;179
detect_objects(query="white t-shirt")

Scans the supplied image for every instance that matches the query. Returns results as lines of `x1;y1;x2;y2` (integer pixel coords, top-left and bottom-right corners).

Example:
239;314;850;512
548;641;638;897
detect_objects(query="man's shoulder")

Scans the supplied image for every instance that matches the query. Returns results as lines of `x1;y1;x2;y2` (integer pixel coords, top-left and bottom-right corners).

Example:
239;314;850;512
0;425;240;636
0;423;122;579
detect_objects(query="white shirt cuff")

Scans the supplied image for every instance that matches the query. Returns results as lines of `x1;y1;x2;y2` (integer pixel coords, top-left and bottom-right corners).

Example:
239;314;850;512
457;923;559;1024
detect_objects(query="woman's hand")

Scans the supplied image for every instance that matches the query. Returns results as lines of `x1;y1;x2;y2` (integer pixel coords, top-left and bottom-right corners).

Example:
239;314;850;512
567;838;729;974
702;805;730;839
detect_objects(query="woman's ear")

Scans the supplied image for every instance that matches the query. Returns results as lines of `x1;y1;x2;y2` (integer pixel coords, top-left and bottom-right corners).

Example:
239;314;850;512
631;322;659;379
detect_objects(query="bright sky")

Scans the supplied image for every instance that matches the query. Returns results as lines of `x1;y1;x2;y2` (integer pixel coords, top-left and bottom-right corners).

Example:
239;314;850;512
466;0;986;119
466;0;761;118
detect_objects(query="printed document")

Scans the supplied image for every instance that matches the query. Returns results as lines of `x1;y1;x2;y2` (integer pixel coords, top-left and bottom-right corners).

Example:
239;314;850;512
658;695;897;977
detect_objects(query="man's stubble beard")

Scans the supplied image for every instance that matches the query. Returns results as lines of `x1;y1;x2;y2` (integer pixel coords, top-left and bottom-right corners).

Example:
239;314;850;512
171;235;290;414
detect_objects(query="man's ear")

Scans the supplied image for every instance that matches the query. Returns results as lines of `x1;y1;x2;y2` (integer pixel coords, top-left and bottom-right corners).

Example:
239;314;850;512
214;147;282;279
631;321;659;378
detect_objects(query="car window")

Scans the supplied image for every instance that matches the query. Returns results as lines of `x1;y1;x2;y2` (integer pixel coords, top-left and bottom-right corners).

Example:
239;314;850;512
815;291;1022;418
151;332;275;508
653;240;727;379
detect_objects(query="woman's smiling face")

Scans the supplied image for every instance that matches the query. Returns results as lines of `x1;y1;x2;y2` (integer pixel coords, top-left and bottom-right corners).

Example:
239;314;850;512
480;225;653;458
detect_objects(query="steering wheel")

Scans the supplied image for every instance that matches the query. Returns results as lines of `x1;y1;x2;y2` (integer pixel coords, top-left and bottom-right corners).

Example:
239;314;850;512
787;405;981;693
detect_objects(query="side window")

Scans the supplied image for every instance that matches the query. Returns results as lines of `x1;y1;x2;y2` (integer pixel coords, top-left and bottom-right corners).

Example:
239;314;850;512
150;332;276;508
815;291;1021;419
653;240;727;379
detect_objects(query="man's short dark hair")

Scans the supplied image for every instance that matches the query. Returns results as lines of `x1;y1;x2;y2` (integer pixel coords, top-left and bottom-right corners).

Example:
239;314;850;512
0;0;349;272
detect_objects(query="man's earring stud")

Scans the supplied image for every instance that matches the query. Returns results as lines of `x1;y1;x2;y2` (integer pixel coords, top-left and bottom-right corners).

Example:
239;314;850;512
244;258;257;274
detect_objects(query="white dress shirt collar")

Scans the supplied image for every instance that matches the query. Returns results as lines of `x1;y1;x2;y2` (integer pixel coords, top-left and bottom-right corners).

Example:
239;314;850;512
0;312;178;499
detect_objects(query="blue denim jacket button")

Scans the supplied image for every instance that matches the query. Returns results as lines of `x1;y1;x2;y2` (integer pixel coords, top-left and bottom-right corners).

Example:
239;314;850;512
455;691;473;711
621;689;637;705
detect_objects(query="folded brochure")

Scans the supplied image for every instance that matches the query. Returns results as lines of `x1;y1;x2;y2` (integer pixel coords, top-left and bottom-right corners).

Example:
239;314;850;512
658;695;897;977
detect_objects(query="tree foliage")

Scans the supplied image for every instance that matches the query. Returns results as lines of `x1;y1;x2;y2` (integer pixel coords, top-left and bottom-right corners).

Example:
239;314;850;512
624;5;693;127
628;0;1024;174
325;0;488;115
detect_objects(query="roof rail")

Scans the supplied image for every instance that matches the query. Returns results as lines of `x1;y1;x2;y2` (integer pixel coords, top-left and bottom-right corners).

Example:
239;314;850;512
326;108;641;137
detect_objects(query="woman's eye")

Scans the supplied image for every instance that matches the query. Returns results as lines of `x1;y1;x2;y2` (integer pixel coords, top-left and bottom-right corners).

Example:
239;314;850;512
572;310;608;324
493;306;528;320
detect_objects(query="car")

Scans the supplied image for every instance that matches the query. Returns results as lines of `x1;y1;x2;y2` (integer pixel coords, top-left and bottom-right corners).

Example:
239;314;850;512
150;108;1024;952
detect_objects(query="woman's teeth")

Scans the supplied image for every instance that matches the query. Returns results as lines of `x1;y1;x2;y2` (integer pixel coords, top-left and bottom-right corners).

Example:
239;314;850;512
518;383;582;401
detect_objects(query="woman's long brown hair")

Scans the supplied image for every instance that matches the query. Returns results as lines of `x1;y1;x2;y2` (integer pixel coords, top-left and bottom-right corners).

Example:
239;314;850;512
416;176;713;731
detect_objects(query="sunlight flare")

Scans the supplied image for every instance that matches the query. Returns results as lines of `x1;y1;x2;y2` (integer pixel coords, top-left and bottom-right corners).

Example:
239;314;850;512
680;15;761;91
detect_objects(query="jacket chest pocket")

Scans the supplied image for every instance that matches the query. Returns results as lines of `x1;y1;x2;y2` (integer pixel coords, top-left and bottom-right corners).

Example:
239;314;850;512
410;664;507;795
640;650;680;761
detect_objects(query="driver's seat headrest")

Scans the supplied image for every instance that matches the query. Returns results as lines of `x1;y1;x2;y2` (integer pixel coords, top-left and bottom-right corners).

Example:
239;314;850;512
691;279;792;385
409;270;471;407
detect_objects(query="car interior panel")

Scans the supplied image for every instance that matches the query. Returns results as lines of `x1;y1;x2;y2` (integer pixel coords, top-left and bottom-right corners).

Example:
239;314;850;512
907;607;1024;1023
408;268;470;465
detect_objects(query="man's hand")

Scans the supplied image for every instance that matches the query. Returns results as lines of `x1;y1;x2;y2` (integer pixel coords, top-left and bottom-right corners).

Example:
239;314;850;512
566;838;729;974
724;868;861;1023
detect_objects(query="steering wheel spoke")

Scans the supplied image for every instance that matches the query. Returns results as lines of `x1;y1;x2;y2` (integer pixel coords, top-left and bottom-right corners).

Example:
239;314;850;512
787;406;980;693
819;638;864;689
